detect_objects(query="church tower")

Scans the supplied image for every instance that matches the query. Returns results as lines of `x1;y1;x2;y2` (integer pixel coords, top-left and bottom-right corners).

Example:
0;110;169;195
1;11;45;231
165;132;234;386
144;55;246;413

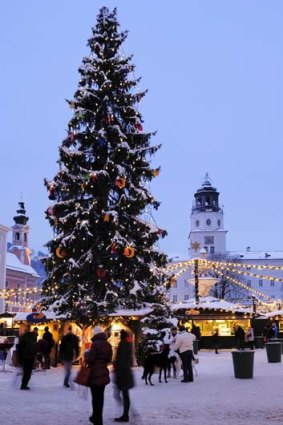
189;173;227;258
10;201;31;265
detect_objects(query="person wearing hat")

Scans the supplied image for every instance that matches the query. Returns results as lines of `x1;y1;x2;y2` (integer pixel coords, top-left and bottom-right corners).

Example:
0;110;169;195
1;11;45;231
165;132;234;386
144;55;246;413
59;326;80;388
85;326;113;425
18;326;39;390
113;329;135;423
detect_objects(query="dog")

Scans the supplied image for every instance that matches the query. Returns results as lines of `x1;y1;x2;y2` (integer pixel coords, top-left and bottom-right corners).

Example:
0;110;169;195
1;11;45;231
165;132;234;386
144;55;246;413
141;344;169;385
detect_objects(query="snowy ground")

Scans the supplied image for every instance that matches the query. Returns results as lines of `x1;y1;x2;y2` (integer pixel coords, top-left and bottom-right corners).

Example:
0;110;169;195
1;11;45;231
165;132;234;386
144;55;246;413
1;349;283;425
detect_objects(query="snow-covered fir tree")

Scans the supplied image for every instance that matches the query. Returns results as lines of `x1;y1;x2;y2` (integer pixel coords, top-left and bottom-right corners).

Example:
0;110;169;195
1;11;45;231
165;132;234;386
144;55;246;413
41;7;168;327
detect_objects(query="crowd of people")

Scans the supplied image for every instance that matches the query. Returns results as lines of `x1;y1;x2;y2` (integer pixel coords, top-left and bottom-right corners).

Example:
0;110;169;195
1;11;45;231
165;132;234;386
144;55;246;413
7;320;281;425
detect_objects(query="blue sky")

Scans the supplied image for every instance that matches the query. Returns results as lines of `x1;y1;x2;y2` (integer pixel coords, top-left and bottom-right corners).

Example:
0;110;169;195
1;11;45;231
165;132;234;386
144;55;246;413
1;1;283;258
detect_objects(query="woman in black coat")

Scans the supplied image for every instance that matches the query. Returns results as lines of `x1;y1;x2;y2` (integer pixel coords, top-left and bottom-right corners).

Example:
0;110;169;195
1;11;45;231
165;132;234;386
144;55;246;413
114;330;135;423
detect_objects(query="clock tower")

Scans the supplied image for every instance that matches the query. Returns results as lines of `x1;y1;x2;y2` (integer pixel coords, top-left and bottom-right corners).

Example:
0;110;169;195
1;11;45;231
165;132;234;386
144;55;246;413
189;173;227;258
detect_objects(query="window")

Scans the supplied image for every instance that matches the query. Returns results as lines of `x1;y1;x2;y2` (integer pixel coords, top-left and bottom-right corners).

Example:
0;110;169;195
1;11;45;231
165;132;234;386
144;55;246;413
271;280;275;287
217;219;221;227
172;295;177;303
184;295;189;301
206;219;211;226
203;246;208;253
204;236;214;245
259;280;263;287
195;220;200;227
210;246;215;254
247;280;251;287
184;280;189;288
16;232;20;240
24;233;27;242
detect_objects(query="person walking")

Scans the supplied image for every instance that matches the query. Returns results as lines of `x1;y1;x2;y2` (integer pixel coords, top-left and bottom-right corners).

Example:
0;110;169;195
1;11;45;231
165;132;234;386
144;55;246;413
85;326;112;425
113;330;134;423
174;325;196;382
42;326;54;369
59;326;80;388
18;326;39;390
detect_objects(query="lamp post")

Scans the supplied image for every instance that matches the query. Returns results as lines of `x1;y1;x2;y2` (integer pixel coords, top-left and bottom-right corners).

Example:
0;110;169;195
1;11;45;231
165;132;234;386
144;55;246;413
194;258;199;304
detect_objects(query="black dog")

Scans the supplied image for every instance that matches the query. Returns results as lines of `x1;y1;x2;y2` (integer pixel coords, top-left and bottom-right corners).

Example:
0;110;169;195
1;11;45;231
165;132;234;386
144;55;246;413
141;344;169;385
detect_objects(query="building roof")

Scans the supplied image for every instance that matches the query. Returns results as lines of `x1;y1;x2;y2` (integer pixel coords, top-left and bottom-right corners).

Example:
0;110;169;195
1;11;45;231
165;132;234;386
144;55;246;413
227;251;283;260
171;296;252;313
6;252;39;278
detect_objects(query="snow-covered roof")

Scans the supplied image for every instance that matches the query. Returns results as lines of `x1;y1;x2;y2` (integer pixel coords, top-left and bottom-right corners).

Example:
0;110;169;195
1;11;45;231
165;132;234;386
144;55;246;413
171;296;252;314
6;252;39;278
227;251;283;261
109;307;152;317
263;309;283;318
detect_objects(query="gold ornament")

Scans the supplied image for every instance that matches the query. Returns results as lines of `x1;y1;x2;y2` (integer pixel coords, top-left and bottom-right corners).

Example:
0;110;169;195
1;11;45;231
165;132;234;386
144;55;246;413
123;246;135;258
56;247;66;259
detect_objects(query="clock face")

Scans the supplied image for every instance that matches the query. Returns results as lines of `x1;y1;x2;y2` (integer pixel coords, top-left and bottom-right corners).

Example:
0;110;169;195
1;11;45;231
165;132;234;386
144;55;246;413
206;219;211;226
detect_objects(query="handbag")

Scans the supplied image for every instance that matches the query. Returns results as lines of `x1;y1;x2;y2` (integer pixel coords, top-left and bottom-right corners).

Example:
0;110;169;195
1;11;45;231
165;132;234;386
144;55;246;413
74;364;91;387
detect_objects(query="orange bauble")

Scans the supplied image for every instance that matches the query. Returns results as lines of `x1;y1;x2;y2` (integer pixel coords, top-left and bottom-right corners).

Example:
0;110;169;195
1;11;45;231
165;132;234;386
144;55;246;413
123;246;135;258
115;177;126;189
55;247;66;259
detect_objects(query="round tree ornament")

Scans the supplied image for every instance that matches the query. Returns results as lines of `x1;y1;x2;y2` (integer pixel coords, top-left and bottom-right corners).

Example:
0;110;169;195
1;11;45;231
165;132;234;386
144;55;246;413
56;247;66;259
123;246;135;258
115;177;126;189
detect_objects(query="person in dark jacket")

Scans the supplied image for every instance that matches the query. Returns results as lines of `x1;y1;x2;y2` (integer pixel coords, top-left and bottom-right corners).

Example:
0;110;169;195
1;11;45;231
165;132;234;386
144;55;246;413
42;326;54;369
114;330;134;423
235;325;245;350
59;326;80;388
18;326;39;390
212;329;220;354
85;326;112;425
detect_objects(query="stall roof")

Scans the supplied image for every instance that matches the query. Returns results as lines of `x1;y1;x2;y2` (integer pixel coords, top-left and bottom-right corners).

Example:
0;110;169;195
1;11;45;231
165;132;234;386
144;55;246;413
171;296;252;314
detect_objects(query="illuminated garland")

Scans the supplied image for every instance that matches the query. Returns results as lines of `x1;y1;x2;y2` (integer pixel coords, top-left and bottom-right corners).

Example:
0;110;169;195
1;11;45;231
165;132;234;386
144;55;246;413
207;260;283;272
210;262;283;283
225;276;274;300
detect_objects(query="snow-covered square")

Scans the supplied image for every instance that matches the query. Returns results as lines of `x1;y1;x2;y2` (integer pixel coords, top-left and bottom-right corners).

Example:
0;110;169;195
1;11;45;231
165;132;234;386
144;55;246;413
1;348;283;425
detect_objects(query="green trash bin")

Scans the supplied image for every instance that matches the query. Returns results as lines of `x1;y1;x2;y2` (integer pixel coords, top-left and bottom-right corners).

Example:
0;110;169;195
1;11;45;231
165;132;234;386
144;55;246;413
232;350;254;379
193;340;199;355
266;342;281;363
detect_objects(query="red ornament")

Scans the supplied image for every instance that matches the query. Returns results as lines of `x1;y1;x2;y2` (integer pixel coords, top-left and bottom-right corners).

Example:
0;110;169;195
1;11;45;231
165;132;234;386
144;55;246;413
134;123;143;132
47;206;55;216
115;177;126;189
102;114;114;125
90;173;97;183
96;267;106;278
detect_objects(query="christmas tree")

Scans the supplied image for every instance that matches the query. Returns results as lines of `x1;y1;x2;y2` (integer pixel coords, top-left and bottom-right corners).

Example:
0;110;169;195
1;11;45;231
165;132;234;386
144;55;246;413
41;7;168;327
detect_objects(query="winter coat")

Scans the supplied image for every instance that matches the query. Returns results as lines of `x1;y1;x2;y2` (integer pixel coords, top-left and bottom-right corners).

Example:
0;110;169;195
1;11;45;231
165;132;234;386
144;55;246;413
59;333;80;362
235;326;245;341
85;332;112;387
245;328;254;342
163;332;178;358
18;331;38;362
115;338;134;390
42;330;54;354
174;331;196;353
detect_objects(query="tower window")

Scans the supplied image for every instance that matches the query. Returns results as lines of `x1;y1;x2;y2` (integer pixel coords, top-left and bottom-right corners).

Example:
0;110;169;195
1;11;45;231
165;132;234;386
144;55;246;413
217;219;221;227
16;232;20;240
204;236;214;245
24;233;27;242
206;219;211;226
195;220;200;227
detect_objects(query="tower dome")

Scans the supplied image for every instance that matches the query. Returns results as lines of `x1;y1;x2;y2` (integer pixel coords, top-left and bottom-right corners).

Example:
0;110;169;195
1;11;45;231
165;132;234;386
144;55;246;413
192;173;221;213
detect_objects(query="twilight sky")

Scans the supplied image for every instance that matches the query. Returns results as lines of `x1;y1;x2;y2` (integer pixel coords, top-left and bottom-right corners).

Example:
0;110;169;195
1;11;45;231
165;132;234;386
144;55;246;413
1;0;283;258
